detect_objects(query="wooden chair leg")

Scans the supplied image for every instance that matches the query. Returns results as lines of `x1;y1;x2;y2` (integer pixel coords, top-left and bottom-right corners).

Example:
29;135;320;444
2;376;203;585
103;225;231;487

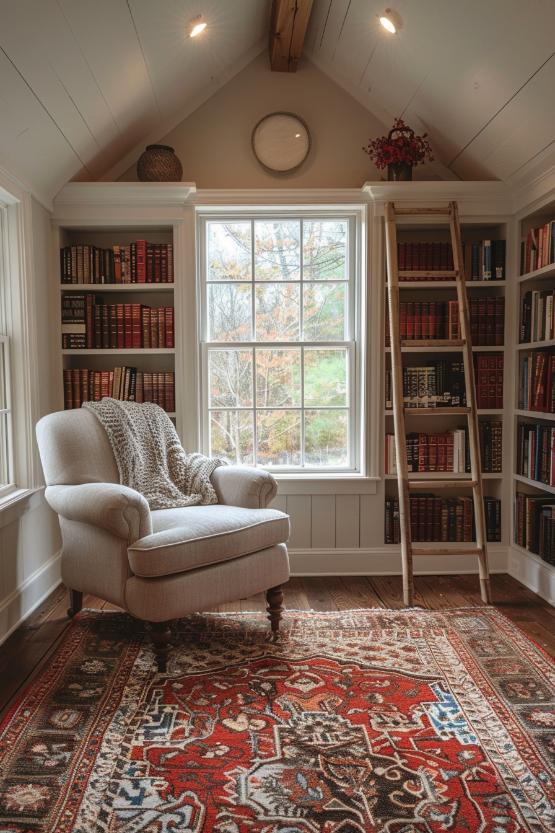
67;589;83;618
151;621;172;673
266;585;284;634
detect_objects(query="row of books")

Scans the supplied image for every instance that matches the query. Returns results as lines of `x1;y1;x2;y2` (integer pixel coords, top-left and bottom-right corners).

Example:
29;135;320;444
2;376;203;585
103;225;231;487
61;294;174;349
520;221;555;275
520;290;555;343
60;241;174;284
514;493;555;563
63;368;175;412
384;422;502;474
516;422;555;487
384;495;501;543
385;298;504;345
384;356;504;410
518;352;555;413
396;239;505;280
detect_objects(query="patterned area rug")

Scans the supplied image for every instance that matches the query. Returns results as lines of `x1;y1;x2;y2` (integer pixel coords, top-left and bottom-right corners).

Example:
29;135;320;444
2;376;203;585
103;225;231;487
0;609;554;832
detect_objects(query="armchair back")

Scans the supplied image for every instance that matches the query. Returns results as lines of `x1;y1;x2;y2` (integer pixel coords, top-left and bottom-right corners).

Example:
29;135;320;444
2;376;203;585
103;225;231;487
36;409;118;486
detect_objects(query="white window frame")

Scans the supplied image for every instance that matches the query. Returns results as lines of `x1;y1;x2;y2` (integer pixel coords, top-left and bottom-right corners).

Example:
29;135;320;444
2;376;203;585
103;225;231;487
0;336;14;496
0;174;41;506
198;207;367;476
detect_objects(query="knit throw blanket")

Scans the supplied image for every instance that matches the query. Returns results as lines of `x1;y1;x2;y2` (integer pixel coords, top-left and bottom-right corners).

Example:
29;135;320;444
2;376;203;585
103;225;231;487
83;398;223;510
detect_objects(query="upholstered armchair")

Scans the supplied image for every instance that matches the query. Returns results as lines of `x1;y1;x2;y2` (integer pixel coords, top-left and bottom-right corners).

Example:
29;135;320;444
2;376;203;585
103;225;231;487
36;409;290;671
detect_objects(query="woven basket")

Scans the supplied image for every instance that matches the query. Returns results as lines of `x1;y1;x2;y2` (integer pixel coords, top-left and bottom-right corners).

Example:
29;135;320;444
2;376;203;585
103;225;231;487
137;145;183;182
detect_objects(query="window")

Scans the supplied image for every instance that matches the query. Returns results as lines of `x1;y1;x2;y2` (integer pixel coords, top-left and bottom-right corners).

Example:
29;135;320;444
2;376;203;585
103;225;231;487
0;336;13;492
200;212;364;472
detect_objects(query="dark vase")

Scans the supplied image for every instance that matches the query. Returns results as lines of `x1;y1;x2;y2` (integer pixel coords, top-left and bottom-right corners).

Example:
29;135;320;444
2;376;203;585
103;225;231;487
387;162;413;181
137;145;183;182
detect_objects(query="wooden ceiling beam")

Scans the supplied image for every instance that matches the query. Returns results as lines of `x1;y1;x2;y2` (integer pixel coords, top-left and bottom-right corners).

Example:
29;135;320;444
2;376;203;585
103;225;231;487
269;0;315;73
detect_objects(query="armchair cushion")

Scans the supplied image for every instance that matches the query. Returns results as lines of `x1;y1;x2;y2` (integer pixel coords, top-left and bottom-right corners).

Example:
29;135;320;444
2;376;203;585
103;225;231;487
128;505;289;578
45;483;152;542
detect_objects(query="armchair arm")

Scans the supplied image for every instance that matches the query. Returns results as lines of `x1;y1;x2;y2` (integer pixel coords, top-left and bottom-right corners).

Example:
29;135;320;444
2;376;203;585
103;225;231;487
211;465;277;509
45;483;152;543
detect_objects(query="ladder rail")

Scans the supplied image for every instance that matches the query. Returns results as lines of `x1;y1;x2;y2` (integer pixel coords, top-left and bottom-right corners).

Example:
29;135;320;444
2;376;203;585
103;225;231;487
384;200;492;606
448;201;491;603
384;203;413;607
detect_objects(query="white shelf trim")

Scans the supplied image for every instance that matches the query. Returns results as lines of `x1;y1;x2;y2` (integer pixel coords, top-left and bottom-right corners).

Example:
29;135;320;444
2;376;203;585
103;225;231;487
514;473;555;495
60;283;174;292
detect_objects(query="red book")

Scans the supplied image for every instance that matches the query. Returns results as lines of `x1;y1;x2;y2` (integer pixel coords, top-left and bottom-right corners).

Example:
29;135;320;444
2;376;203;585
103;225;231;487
146;244;154;281
131;303;142;348
165;307;174;348
123;304;132;348
154;245;161;282
141;307;151;349
116;304;125;349
406;302;414;339
167;243;174;282
165;372;175;412
158;308;165;347
136;240;146;283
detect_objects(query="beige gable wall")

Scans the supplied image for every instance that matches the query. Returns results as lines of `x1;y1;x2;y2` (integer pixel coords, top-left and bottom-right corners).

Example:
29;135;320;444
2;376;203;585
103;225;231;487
119;53;407;188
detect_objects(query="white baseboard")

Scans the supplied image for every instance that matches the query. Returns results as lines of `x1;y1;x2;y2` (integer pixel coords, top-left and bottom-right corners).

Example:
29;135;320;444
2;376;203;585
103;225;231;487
289;545;508;576
507;546;555;607
0;550;62;646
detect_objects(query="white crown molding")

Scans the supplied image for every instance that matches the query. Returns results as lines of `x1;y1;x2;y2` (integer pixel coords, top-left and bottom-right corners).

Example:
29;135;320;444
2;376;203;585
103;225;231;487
364;180;512;216
192;188;369;206
54;181;196;209
511;162;555;217
98;40;267;184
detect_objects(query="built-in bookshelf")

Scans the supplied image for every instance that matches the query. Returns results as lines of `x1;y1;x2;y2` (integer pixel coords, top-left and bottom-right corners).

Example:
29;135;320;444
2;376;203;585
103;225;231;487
56;225;177;422
514;196;555;568
383;216;508;548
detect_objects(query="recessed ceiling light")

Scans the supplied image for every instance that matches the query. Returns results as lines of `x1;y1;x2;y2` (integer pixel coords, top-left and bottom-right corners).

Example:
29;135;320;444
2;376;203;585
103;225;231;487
189;16;207;38
379;9;401;33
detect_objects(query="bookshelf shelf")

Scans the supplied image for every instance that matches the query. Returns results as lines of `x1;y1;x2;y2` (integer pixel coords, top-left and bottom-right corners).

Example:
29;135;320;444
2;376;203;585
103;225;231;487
517;339;555;350
384;472;501;480
385;345;504;353
517;263;555;284
61;348;175;356
56;216;178;418
515;409;555;422
384;408;504;416
513;474;555;495
60;283;175;292
392;281;506;289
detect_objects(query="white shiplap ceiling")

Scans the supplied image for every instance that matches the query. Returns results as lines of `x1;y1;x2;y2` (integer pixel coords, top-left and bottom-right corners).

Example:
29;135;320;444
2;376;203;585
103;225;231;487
0;0;553;205
0;0;271;205
305;0;555;184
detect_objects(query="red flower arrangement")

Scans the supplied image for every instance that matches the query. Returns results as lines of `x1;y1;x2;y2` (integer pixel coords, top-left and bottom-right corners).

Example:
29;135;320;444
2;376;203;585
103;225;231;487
363;118;434;170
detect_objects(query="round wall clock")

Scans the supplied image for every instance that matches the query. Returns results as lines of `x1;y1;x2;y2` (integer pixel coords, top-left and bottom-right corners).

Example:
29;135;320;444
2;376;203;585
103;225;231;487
251;112;311;174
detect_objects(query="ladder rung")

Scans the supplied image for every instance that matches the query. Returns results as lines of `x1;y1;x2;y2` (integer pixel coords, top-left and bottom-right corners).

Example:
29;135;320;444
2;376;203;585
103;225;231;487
398;270;457;279
393;207;451;216
410;546;483;556
408;479;477;490
401;339;465;349
403;407;471;415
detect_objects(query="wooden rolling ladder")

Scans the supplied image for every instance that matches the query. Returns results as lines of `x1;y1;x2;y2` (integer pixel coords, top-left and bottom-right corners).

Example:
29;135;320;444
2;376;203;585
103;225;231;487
384;201;491;606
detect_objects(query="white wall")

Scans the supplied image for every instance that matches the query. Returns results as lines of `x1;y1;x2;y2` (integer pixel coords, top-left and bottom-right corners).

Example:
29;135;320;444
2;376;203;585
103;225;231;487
0;196;61;644
119;54;437;188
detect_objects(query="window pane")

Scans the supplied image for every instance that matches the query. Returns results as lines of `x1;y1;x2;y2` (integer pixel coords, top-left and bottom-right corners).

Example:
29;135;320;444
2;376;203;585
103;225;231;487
303;283;346;341
304;348;347;406
208;349;252;407
257;410;301;467
254;220;300;281
209;284;252;342
255;284;300;341
0;413;9;486
256;348;301;407
0;344;6;410
207;222;251;281
303;220;348;280
305;409;348;467
210;410;254;464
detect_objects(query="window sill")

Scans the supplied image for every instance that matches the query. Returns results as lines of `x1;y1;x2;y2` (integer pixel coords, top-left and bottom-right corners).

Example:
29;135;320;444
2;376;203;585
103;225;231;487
275;475;379;495
0;487;42;529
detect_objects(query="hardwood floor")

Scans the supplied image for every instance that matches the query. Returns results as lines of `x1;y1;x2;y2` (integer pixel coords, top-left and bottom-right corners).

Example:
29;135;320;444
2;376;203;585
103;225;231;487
1;574;554;717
